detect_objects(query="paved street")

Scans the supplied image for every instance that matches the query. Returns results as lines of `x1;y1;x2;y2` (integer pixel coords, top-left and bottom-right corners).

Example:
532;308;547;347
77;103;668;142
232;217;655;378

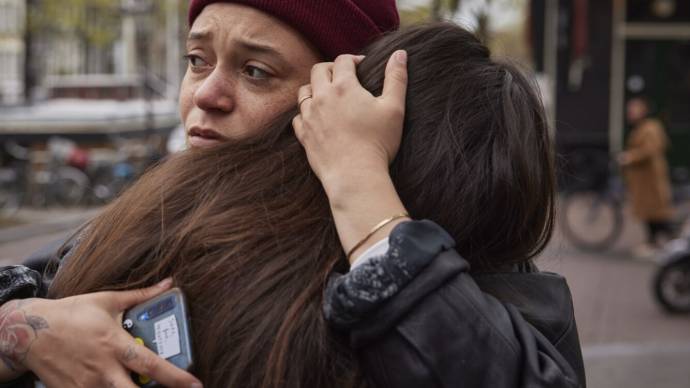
541;209;690;388
0;230;73;265
1;205;689;387
0;208;99;265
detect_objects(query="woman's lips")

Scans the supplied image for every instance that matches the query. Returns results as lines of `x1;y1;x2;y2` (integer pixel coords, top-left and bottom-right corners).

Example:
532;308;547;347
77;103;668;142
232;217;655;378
187;127;228;148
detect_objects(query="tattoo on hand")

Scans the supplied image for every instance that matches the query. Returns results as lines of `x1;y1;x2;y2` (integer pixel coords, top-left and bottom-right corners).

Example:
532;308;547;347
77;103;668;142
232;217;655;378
0;300;49;371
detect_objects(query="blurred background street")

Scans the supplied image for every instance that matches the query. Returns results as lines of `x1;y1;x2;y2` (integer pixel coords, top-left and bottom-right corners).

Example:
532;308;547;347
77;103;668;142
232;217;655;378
543;213;690;388
1;0;690;387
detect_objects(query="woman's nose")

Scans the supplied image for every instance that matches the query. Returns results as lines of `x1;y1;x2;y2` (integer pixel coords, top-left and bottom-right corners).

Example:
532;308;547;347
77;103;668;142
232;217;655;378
193;70;235;113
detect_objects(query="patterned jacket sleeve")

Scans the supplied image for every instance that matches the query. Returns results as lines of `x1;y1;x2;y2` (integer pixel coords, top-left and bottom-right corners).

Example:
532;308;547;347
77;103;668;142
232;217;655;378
0;266;46;304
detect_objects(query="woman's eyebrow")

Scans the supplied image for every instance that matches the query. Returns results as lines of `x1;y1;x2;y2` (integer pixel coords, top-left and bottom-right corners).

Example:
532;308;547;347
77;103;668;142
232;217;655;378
236;39;290;68
186;31;291;69
186;30;213;45
187;30;212;43
238;40;285;60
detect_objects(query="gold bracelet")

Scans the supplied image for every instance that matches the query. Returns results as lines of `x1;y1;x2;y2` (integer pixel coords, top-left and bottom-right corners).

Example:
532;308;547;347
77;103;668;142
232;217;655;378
346;213;410;262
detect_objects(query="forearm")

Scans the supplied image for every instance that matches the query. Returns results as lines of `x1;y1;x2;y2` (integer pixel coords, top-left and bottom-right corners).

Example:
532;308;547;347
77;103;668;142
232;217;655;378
623;147;653;166
324;170;409;265
0;299;45;382
0;265;48;382
624;128;665;166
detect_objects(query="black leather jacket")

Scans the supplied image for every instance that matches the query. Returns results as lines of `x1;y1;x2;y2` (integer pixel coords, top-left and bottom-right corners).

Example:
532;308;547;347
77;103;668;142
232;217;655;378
0;220;584;387
324;220;585;387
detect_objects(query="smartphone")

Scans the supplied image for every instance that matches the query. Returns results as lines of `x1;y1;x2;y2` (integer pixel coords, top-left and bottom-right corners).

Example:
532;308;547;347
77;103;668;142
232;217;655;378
122;287;194;387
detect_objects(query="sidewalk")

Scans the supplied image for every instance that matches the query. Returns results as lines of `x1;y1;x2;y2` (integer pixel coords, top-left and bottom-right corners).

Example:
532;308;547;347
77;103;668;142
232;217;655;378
0;207;100;244
541;201;690;388
0;207;100;264
584;342;690;388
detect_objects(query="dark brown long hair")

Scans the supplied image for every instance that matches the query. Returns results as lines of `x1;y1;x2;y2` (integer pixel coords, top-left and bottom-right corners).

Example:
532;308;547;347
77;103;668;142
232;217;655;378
49;23;555;387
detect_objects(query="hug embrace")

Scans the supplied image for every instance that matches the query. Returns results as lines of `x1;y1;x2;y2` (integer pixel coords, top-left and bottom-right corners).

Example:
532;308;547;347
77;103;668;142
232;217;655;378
0;1;585;387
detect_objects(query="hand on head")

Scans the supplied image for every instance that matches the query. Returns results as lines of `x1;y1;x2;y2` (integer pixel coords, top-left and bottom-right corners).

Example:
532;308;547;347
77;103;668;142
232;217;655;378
293;50;409;196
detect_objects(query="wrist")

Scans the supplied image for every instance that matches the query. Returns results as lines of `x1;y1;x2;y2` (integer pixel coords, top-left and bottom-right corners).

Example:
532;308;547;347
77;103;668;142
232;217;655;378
348;217;409;265
322;168;393;211
326;172;408;260
0;299;47;374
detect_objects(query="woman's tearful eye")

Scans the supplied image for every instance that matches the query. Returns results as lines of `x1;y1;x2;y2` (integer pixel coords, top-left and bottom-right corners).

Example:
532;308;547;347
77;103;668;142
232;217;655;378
184;54;210;70
244;65;272;80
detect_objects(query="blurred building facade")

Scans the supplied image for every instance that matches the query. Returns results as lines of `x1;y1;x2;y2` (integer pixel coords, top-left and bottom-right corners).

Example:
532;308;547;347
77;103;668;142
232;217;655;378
0;0;184;144
0;0;25;105
0;0;184;105
530;0;690;183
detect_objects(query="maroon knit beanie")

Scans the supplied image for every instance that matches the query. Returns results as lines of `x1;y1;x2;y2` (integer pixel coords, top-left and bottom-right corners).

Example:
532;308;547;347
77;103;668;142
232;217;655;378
188;0;399;59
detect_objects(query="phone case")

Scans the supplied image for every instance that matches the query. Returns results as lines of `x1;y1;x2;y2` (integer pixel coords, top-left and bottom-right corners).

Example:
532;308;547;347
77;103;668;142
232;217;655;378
123;288;194;387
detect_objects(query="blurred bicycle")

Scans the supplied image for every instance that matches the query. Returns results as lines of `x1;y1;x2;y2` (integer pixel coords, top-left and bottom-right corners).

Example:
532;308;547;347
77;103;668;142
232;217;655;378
561;148;690;252
560;149;625;251
0;141;31;215
29;138;91;207
654;216;690;314
0;167;21;216
85;133;163;204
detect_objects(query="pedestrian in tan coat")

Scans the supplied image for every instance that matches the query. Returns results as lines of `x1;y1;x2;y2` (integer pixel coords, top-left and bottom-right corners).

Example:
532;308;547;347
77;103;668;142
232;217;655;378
619;97;674;257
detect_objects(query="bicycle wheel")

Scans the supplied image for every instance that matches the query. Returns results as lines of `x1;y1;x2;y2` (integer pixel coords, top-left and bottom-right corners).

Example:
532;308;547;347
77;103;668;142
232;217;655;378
0;169;20;216
0;183;20;217
54;166;89;207
560;191;624;251
654;256;690;314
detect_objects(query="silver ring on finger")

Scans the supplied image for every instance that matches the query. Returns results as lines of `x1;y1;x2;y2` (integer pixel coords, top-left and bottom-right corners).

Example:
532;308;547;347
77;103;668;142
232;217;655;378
298;95;313;109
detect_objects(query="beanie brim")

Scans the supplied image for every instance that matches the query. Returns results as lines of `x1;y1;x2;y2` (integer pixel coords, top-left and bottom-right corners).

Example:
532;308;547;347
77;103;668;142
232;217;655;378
188;0;399;59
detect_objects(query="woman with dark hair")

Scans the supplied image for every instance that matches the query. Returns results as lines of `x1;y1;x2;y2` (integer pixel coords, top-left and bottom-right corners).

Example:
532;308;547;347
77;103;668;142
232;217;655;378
0;23;583;388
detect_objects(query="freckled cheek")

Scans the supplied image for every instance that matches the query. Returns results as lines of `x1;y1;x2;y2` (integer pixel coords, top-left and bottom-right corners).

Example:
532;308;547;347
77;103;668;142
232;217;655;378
178;74;197;124
250;91;297;126
178;89;194;127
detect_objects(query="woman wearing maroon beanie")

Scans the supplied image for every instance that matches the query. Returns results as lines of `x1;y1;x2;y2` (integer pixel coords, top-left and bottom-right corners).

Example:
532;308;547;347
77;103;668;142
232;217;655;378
0;2;404;387
0;2;584;388
180;0;401;147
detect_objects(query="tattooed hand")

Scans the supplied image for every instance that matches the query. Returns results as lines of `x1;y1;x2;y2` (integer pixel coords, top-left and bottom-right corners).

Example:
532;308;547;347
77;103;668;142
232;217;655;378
0;299;48;372
0;280;203;388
